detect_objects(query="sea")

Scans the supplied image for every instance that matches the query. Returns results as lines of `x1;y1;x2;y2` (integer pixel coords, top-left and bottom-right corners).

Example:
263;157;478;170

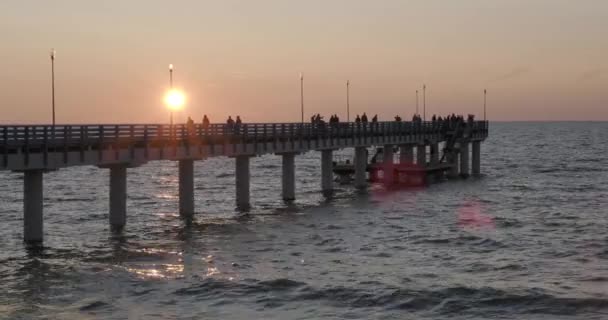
1;122;607;320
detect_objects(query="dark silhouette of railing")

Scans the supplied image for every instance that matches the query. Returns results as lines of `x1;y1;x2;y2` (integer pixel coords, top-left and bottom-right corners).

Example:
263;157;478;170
0;121;488;164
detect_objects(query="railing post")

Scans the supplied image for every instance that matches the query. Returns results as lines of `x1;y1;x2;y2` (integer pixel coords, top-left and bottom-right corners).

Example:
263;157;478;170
43;126;48;166
114;125;119;161
263;125;268;152
272;124;277;150
63;126;68;164
99;126;104;161
130;125;135;160
143;125;149;159
3;127;8;167
79;126;85;162
24;126;29;167
242;124;248;153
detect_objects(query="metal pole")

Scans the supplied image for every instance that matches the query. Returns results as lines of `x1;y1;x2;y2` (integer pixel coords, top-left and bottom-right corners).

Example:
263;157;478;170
169;64;173;126
484;89;487;121
415;90;418;115
423;84;426;121
51;49;55;126
347;80;350;122
300;73;304;123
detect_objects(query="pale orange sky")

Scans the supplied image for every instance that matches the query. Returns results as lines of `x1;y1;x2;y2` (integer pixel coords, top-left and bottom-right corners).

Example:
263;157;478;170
1;0;607;124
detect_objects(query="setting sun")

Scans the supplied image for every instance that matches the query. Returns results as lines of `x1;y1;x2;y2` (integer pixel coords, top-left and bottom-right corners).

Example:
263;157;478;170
164;89;186;110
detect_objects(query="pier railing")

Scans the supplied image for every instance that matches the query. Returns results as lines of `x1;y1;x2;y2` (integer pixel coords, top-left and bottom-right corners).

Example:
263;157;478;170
0;121;488;151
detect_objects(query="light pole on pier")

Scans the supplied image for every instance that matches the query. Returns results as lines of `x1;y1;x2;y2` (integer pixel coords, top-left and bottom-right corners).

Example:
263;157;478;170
300;73;304;123
346;80;350;122
423;84;426;121
415;90;419;115
50;49;56;125
169;64;174;126
484;89;487;121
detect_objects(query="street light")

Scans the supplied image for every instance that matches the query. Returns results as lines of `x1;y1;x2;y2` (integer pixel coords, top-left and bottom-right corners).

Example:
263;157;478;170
423;84;426;121
300;72;304;123
346;80;350;122
50;49;56;125
484;89;487;121
415;90;418;115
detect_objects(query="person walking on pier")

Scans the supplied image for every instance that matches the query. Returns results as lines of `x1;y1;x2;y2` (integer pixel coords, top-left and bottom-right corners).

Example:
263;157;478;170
361;113;368;123
372;114;378;122
235;116;242;134
355;114;361;123
202;115;210;130
186;116;195;136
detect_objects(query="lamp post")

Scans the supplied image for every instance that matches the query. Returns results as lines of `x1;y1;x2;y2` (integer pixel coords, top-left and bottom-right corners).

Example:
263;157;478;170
50;49;56;126
416;90;419;115
169;64;174;125
300;73;304;123
423;84;426;121
484;89;487;121
346;80;350;122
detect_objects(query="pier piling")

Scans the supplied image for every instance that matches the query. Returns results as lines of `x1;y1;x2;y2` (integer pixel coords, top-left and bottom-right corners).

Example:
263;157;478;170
23;170;44;243
109;165;127;229
460;142;470;177
472;141;481;175
321;150;333;195
178;159;194;216
235;155;250;210
399;145;414;164
417;145;426;167
281;153;295;201
383;144;394;185
354;147;367;189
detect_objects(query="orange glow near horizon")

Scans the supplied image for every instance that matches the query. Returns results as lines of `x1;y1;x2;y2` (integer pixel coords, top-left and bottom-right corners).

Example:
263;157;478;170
0;1;607;123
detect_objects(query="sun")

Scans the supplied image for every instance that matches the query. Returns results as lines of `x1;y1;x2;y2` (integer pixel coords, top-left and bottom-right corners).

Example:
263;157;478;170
164;89;186;111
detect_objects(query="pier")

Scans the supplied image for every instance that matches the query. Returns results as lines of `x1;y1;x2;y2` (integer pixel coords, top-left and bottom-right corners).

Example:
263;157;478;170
0;120;488;243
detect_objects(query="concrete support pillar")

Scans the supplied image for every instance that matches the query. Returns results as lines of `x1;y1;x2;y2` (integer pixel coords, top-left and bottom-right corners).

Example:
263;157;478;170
235;156;250;210
354;147;368;189
281;153;295;201
448;152;459;178
399;145;414;164
383;145;394;185
23;170;44;243
472;141;481;175
321;150;333;195
178;159;194;216
460;142;470;177
417;145;426;167
109;165;127;228
430;143;439;166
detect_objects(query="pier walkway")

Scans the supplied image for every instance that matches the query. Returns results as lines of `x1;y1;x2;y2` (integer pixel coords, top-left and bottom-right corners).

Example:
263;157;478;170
0;121;488;243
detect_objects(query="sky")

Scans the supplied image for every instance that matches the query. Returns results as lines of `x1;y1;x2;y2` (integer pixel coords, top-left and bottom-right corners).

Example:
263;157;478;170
0;0;606;124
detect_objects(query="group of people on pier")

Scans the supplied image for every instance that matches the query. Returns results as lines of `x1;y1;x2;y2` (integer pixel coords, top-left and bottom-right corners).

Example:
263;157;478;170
180;112;481;135
353;113;379;123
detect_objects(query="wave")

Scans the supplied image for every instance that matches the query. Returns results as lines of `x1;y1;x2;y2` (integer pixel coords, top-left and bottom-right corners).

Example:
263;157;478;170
171;279;608;316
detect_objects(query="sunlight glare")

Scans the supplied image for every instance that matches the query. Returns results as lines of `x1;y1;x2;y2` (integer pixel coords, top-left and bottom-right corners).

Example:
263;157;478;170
164;89;186;111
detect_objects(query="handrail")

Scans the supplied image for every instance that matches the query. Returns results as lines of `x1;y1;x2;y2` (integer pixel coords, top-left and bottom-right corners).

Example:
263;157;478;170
0;121;488;148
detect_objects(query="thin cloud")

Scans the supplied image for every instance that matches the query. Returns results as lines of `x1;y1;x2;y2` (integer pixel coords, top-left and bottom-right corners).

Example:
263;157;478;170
579;68;606;82
489;67;531;82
